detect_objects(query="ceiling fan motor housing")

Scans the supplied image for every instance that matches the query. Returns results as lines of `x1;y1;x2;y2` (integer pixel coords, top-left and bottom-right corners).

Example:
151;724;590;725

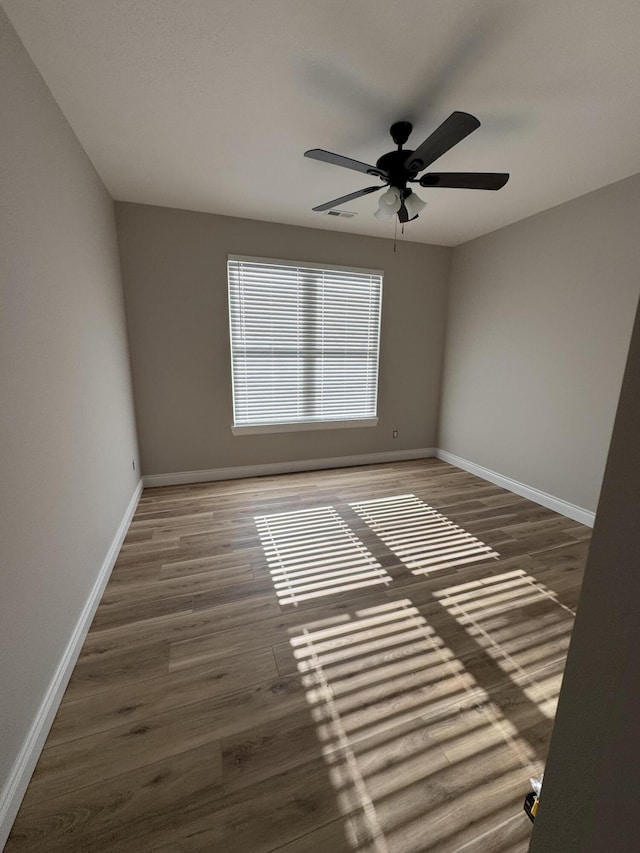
375;149;414;191
373;121;416;191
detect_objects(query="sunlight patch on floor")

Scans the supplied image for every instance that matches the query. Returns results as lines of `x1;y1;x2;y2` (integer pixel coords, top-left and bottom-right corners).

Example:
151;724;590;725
349;494;499;575
290;598;541;852
435;570;576;718
255;505;390;605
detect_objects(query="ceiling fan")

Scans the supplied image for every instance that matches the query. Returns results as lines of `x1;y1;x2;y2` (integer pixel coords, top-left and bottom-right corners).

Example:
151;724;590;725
304;111;509;223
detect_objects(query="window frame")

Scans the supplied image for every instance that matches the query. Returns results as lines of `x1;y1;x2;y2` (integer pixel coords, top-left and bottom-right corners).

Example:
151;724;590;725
227;255;383;435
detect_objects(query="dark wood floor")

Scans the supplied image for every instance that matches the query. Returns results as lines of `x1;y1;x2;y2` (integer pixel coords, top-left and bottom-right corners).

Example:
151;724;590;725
7;459;590;852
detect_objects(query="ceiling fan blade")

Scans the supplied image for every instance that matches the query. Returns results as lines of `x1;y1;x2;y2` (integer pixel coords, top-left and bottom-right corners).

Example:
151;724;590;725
312;185;384;212
305;148;388;178
404;111;481;173
419;172;509;190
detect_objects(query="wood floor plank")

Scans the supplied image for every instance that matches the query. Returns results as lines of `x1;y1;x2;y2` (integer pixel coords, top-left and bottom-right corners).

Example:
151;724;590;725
191;575;276;610
25;670;303;807
64;639;170;701
168;589;390;671
5;742;223;853
159;555;255;582
151;757;347;853
98;563;262;603
220;708;329;793
267;819;352;852
46;646;279;747
6;459;591;852
83;593;282;654
88;590;193;632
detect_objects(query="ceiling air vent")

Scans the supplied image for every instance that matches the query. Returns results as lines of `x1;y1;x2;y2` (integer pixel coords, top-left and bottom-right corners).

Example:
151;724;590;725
325;210;356;218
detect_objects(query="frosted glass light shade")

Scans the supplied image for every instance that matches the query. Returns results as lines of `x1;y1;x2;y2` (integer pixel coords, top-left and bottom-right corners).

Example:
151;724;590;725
374;206;395;222
404;192;427;219
378;187;401;213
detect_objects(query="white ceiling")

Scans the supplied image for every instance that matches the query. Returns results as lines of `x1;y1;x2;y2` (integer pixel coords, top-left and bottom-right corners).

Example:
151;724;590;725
5;0;640;246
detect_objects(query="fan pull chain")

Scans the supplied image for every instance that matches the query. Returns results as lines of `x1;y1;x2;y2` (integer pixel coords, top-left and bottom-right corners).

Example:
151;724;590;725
393;217;398;253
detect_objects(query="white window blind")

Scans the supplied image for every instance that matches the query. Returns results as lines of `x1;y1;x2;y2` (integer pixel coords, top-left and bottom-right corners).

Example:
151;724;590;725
228;256;383;432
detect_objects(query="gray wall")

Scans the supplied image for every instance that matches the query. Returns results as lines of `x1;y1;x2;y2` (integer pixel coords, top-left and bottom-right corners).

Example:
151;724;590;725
439;173;640;513
116;202;451;476
530;282;640;852
0;3;139;814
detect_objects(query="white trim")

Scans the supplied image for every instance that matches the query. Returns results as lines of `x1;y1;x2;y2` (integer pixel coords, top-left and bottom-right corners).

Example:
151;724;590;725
231;417;379;435
0;479;143;849
143;448;436;488
435;449;595;527
228;254;384;277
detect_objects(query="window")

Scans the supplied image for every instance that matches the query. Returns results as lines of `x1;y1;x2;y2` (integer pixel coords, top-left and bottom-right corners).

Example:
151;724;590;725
228;255;383;434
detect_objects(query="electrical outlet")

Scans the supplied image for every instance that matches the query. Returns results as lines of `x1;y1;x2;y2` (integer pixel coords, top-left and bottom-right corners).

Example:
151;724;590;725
392;429;398;438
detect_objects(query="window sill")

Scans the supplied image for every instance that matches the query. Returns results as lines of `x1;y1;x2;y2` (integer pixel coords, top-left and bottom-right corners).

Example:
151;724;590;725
231;418;379;436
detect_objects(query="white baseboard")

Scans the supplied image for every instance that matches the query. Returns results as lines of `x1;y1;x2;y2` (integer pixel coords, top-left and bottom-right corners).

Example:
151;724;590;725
0;478;143;850
143;447;595;527
435;449;595;527
143;448;436;488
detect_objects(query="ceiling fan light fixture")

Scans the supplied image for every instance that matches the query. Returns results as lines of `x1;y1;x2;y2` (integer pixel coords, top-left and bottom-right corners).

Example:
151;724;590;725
403;191;427;220
374;206;395;222
306;112;508;224
378;186;401;213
